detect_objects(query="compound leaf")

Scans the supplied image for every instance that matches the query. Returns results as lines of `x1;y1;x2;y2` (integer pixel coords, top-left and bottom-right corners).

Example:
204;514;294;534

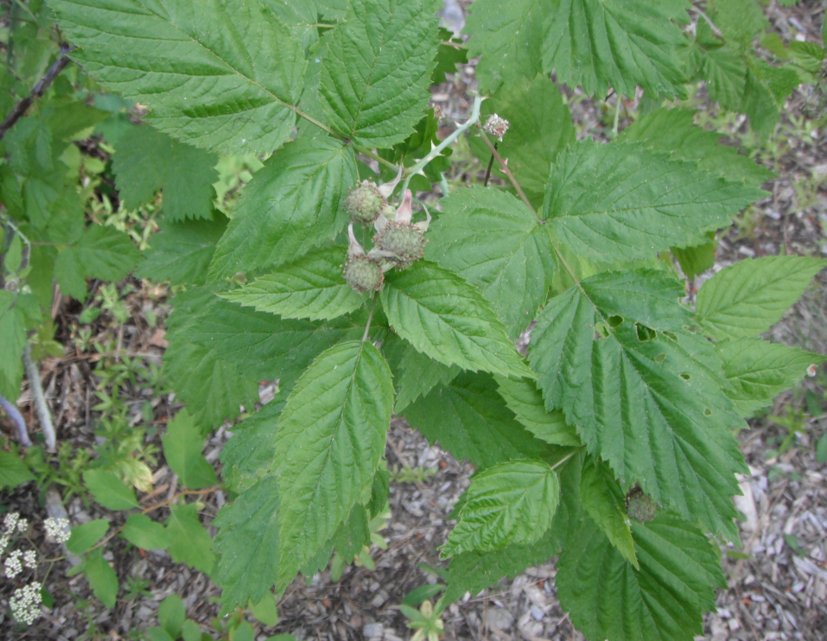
220;398;285;492
404;371;549;469
272;341;393;591
380;262;534;379
443;460;559;558
0;451;35;489
165;502;216;574
50;0;307;154
495;376;580;447
0;292;27;400
83;470;139;510
541;0;689;99
319;0;440;148
696;256;826;340
120;514;171;551
209;137;357;280
113;125;217;220
221;247;366;322
543;141;764;263
83;548;119;608
162;409;219;489
556;514;725;641
67;519;110;554
428;188;556;339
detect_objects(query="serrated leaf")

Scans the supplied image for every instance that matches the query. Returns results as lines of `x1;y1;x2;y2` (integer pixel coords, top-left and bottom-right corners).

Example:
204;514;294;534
541;0;689;99
214;475;280;609
83;548;118;608
557;514;725;641
162;409;218;489
443;460;559;558
67;519;110;554
428;188;556;339
0;451;35;489
113;126;217;220
708;0;768;50
528;270;746;537
221;248;366;322
718;338;827;416
220;398;285;492
50;0;307;154
83;470;139;510
394;345;460;414
209;137;358;280
580;456;637;569
702;46;748;112
0;291;27;400
135;216;228;286
272;340;393;590
165;503;215;574
58;225;140;286
332;504;370;563
464;0;549;94
618;108;773;187
494;377;580;447
432;28;467;84
696;256;826;340
319;0;439;148
672;239;717;281
404;371;549;469
543;141;763;263
380;261;534;379
120;514;171;551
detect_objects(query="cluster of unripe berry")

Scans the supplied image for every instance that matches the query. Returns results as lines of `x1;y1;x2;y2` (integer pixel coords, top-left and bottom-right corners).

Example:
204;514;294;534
342;178;429;294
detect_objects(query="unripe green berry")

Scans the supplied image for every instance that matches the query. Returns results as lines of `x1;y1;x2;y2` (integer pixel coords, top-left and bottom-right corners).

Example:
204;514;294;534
344;181;386;224
625;486;657;522
373;222;426;269
343;255;383;293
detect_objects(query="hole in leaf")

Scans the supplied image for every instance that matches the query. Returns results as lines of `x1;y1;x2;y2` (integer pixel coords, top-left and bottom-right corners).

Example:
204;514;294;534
704;408;713;417
680;373;691;381
595;323;610;339
654;352;667;364
608;315;624;328
662;330;677;341
635;323;656;342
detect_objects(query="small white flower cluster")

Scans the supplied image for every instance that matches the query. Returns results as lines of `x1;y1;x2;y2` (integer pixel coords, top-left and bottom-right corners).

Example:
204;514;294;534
5;549;23;578
4;512;28;533
484;113;510;141
10;581;42;626
44;516;71;544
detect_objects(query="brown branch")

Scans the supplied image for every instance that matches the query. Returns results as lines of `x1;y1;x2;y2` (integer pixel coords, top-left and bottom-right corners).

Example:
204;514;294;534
0;45;74;142
478;129;535;212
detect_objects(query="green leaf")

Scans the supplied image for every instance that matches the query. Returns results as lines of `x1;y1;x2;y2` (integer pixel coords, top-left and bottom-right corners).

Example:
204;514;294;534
272;340;393;591
147;629;174;641
580;456;638;569
220;398;285;492
135;216;228;286
556;513;725;641
332;504;371;563
162;409;219;489
113;126;217;220
83;548;119;609
618;107;774;187
543;141;764;263
708;0;769;50
0;292;27;400
319;0;439;148
165;503;215;574
541;0;689;99
380;262;534;379
181;620;202;641
120;514;171;551
67;519;110;554
464;0;549;94
83;470;139;510
528;270;746;537
404;372;550;469
718;338;827;416
394;345;460;414
250;592;279;627
432;28;467;84
221;248;366;322
702;46;748;113
475;75;576;198
158;594;186;639
50;0;307;154
209;137;358;280
443;460;559;558
494;377;580;447
214;476;280;609
672;239;716;281
0;451;35;489
428;188;556;339
696;256;826;340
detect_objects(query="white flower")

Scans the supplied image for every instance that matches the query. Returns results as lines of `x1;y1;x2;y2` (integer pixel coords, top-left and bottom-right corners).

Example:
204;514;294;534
4;512;20;533
484;114;510;141
44;516;71;544
0;534;10;557
10;581;43;626
5;549;23;578
23;550;37;569
17;517;28;533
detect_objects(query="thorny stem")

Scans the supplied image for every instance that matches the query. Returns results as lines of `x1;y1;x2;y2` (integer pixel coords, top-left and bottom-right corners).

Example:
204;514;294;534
0;392;31;446
401;95;483;194
478;129;534;212
23;344;56;452
362;294;377;343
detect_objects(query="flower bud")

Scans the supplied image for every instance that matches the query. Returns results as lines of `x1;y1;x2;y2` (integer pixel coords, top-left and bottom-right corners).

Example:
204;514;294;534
484;113;510;141
344;181;387;224
373;222;427;270
343;255;384;293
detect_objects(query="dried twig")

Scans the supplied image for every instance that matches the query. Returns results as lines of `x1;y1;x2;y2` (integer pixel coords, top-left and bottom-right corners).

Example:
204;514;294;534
0;392;31;446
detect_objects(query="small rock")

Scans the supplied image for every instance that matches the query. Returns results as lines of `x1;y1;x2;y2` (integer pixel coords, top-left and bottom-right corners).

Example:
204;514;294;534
530;605;545;621
364;622;384;638
484;607;514;631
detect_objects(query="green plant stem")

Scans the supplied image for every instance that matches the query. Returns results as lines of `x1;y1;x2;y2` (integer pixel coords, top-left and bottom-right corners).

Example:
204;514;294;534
401;95;483;194
478;129;534;212
613;94;622;137
362;294;377;343
357;147;402;173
